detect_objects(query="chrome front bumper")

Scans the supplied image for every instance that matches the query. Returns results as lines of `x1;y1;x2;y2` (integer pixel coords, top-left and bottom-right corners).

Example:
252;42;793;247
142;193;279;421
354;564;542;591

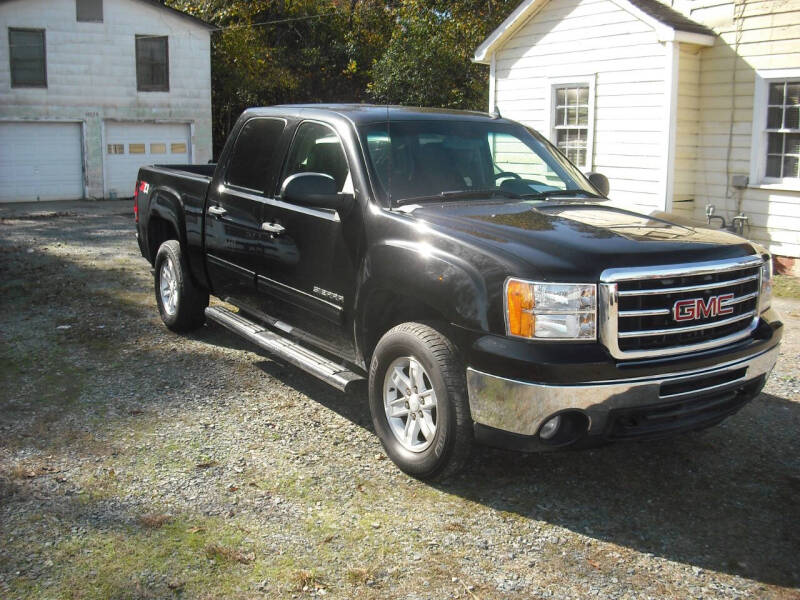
465;344;779;437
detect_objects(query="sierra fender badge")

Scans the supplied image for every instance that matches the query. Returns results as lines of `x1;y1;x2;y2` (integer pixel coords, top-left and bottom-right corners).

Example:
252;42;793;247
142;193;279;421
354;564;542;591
313;286;344;304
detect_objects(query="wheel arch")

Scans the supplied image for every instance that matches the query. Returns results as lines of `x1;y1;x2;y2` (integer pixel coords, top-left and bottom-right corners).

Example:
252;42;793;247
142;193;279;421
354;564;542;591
355;241;490;365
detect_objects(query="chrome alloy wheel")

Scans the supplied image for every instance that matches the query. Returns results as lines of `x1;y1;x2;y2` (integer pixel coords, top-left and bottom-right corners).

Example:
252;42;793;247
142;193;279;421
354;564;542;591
159;257;178;316
383;356;438;452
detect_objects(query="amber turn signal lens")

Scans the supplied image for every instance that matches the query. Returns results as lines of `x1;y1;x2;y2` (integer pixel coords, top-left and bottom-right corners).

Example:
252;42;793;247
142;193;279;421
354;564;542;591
506;279;535;337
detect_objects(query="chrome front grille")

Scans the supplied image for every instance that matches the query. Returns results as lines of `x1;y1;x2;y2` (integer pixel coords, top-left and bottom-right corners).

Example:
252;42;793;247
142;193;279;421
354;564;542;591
599;255;764;359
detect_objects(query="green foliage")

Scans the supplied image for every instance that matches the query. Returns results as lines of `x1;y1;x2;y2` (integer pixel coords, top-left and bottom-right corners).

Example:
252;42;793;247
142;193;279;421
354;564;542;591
167;1;518;154
369;1;517;110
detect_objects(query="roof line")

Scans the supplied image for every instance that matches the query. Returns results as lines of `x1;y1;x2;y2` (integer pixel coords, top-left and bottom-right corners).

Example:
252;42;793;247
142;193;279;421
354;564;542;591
0;0;217;30
473;0;715;63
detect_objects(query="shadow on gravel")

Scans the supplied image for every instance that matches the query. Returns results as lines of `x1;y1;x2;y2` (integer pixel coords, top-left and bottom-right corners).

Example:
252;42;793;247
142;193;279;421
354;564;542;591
245;352;800;588
437;391;800;588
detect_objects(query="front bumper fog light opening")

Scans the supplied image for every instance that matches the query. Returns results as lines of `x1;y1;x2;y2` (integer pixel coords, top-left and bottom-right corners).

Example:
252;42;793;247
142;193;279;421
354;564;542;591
537;411;590;446
539;415;561;440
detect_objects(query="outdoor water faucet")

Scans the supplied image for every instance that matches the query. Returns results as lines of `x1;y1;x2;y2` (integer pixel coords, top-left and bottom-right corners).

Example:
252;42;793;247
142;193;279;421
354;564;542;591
705;204;726;229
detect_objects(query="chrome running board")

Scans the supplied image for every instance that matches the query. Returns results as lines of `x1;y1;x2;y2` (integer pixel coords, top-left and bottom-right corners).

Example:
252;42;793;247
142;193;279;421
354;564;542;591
205;306;364;392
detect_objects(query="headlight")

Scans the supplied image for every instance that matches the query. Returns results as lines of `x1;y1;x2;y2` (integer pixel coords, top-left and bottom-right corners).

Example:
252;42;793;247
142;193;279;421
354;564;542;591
505;279;596;340
759;257;773;313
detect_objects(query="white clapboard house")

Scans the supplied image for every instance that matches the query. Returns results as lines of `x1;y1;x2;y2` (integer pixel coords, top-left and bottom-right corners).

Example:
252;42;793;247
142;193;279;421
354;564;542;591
0;0;213;201
475;0;800;271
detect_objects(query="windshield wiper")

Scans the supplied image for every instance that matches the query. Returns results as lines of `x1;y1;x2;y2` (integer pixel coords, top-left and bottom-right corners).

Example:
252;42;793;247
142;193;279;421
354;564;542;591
394;188;523;207
521;189;604;200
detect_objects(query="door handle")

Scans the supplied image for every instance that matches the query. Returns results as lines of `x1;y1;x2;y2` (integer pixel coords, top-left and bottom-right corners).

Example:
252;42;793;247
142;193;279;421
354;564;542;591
208;205;227;217
261;222;285;235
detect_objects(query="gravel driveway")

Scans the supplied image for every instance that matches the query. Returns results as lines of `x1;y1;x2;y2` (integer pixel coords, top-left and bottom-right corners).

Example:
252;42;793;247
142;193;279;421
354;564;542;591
1;200;798;600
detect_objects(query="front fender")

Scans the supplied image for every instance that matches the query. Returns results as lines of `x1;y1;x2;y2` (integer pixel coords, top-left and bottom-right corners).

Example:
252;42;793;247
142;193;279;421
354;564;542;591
357;239;491;335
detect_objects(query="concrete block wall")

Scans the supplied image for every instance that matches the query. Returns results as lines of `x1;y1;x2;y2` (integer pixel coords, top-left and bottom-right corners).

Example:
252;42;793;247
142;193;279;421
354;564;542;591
0;0;212;198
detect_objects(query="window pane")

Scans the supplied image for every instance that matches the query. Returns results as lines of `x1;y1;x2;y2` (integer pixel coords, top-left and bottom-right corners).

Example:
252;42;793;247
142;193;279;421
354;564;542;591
227;118;287;193
767;107;783;129
785;107;799;129
129;143;145;154
768;132;783;154
136;35;168;91
568;107;578;125
9;29;46;87
577;106;588;126
566;88;579;105
785;133;800;155
284;122;350;192
766;155;782;178
555;108;566;126
578;86;589;104
170;142;187;154
786;83;800;107
76;0;103;22
556;89;566;106
783;156;799;178
768;82;784;105
150;143;166;154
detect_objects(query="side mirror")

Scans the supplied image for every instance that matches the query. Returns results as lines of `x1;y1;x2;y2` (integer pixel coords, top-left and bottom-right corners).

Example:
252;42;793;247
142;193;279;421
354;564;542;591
280;173;353;212
585;172;610;197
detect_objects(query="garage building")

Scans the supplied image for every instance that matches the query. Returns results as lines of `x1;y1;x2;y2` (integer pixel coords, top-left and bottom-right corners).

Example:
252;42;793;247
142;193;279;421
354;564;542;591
0;0;213;202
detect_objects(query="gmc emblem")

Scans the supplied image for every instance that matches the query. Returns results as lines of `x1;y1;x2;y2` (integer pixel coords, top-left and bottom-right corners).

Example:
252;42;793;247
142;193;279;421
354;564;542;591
673;293;735;322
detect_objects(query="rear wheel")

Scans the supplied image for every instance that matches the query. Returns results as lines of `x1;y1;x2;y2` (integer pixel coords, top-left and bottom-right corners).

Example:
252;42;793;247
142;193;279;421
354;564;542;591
154;240;208;332
368;322;473;480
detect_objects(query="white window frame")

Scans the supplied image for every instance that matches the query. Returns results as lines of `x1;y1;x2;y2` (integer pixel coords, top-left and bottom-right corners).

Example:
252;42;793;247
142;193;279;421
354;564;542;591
750;68;800;190
544;74;596;171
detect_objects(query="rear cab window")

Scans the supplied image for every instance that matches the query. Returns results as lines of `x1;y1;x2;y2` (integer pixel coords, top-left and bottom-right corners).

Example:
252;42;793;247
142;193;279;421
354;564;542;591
226;118;287;194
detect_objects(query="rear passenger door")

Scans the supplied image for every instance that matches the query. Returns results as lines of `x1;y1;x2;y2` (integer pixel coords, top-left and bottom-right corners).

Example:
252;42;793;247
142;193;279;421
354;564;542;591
204;117;287;311
253;120;358;360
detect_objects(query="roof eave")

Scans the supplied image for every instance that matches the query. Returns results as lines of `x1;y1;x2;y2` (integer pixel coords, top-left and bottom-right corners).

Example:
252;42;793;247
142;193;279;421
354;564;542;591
474;0;716;61
473;0;543;63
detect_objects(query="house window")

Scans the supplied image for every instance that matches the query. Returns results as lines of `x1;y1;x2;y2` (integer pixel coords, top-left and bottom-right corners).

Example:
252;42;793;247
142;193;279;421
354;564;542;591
765;81;800;179
553;85;590;167
9;28;46;88
135;35;169;92
76;0;103;22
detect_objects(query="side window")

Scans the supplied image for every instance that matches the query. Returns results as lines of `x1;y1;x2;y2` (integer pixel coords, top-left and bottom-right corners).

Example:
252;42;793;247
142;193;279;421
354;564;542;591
282;122;351;193
226;118;287;193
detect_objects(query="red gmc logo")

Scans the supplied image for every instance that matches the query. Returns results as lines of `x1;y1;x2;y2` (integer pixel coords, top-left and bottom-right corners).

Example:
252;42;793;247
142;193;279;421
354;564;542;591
673;293;735;322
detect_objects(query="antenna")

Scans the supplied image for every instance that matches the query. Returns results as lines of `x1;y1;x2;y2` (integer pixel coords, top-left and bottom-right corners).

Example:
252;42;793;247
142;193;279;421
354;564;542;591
492;106;502;119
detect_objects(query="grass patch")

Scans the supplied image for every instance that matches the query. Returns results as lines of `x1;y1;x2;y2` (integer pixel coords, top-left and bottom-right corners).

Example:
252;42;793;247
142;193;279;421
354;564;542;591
773;274;800;299
346;566;376;586
205;542;255;565
138;513;172;529
290;568;326;591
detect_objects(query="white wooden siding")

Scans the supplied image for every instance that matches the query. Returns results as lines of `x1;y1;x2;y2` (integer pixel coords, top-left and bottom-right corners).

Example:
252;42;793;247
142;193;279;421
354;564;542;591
686;0;800;257
493;0;668;213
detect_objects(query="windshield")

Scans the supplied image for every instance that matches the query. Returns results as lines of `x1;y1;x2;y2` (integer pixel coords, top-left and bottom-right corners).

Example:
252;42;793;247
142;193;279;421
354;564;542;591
358;120;599;204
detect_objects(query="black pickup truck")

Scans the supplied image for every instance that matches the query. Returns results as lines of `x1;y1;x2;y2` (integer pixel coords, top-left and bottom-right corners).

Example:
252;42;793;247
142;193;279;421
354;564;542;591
135;105;782;479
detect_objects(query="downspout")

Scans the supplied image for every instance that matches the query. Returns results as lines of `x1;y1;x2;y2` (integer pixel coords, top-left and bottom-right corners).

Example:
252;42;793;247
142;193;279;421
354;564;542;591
489;53;497;113
663;40;680;213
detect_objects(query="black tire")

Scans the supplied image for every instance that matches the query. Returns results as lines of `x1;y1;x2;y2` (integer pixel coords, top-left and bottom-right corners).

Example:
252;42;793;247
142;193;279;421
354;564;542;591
154;240;208;332
368;322;473;480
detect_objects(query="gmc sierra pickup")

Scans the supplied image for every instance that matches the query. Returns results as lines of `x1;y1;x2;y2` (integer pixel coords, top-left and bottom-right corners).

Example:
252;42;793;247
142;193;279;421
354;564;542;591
135;105;782;480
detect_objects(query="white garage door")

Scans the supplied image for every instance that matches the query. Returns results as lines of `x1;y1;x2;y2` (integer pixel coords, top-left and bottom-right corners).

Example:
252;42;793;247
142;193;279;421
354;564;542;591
105;122;191;197
0;122;84;202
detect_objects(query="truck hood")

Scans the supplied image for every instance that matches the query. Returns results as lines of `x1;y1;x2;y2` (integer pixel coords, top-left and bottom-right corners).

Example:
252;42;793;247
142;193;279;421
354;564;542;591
405;200;760;280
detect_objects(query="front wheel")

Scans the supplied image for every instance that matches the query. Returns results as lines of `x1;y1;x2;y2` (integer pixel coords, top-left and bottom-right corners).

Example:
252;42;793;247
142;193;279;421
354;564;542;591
154;240;208;332
368;322;473;480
